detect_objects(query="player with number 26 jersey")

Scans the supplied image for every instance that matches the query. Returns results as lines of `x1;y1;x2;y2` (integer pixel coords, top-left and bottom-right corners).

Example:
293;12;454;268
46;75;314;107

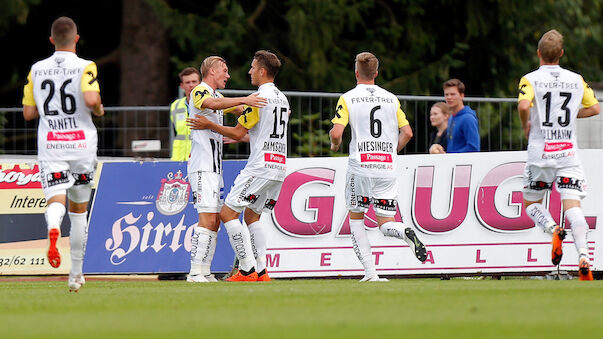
23;51;100;161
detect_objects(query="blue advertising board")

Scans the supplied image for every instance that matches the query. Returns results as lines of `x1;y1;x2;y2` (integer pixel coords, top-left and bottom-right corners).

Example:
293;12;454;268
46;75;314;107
84;160;246;274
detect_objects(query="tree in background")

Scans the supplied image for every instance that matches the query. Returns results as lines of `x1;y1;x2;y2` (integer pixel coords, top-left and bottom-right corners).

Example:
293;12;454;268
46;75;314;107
1;0;601;156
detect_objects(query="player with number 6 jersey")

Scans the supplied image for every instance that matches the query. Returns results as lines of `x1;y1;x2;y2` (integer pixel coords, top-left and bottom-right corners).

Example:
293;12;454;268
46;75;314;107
22;17;105;292
330;52;427;282
518;29;600;281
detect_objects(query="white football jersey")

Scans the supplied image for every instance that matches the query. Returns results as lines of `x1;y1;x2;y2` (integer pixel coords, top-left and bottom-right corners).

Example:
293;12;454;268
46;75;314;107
238;82;290;182
332;84;409;178
22;51;100;161
187;82;224;174
518;65;598;168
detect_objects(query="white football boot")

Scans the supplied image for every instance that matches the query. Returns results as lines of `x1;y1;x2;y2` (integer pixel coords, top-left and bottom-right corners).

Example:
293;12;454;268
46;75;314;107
68;274;85;292
186;274;209;283
359;274;389;282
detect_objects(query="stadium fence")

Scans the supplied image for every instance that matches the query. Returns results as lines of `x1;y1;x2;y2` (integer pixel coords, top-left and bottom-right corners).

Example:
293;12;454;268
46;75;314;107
1;91;601;159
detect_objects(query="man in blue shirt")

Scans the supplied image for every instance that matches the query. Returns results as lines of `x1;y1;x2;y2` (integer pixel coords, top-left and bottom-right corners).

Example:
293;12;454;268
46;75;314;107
443;79;480;153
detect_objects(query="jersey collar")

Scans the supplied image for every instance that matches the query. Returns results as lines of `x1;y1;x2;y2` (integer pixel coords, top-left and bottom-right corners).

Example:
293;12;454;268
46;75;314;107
258;82;275;91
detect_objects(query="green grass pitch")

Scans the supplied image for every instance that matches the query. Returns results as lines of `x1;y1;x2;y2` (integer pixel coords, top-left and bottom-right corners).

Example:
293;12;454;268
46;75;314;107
1;278;602;338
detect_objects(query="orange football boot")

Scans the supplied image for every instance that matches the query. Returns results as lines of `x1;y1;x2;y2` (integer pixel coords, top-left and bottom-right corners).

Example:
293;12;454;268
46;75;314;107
47;228;61;268
257;269;271;282
551;226;566;266
226;270;258;282
578;257;594;281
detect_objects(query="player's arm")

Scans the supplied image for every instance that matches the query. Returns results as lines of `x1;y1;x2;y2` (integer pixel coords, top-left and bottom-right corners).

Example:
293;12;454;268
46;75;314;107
397;125;413;152
82;63;104;116
187;115;249;140
22;70;39;121
517;77;534;139
330;124;345;152
395;101;412;152
577;79;600;118
330;96;349;152
578;103;601;118
224;105;244;116
202;93;266;110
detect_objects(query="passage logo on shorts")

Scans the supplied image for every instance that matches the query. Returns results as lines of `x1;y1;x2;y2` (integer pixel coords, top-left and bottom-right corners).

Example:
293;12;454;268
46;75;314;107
156;170;190;215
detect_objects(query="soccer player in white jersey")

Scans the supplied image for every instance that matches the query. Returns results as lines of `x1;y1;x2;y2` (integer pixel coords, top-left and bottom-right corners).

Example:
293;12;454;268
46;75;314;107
184;56;267;283
22;17;104;292
190;50;289;282
518;30;600;280
329;52;427;282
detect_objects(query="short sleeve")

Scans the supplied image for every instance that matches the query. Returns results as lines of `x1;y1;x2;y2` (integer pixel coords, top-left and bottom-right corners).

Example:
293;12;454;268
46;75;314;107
517;76;534;103
238;105;260;129
192;85;213;109
81;62;100;93
396;99;409;128
331;96;349;126
22;70;35;106
581;78;598;108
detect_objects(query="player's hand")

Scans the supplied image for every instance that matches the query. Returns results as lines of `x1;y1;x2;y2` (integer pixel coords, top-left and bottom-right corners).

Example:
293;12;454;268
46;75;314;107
522;121;531;139
245;93;267;107
223;136;239;144
330;143;340;152
429;144;445;154
187;115;210;130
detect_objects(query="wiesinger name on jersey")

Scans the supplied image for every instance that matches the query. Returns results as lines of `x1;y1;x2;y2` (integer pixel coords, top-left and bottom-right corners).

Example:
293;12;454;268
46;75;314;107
22;51;100;161
187;82;225;174
332;84;409;178
238;83;290;182
518;65;599;168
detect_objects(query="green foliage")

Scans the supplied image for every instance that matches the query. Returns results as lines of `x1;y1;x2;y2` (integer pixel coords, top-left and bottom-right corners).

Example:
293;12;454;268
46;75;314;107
290;112;332;157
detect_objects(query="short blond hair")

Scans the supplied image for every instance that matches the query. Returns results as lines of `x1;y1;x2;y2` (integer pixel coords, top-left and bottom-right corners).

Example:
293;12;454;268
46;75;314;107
200;56;226;78
355;52;378;80
51;16;77;48
432;102;452;117
538;29;563;63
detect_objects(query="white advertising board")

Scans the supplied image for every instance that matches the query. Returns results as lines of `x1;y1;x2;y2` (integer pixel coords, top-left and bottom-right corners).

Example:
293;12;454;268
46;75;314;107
264;151;602;278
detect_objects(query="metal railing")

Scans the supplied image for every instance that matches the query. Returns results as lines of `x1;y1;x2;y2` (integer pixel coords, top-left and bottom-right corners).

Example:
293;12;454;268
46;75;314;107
4;91;598;158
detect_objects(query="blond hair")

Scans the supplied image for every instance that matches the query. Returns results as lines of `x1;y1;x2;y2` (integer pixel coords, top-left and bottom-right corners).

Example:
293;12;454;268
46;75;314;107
432;102;452;117
51;16;77;48
355;52;379;80
538;29;563;63
200;56;226;78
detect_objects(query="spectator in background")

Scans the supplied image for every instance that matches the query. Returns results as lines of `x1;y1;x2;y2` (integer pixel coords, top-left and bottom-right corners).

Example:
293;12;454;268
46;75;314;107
428;102;451;154
169;67;201;161
443;79;480;152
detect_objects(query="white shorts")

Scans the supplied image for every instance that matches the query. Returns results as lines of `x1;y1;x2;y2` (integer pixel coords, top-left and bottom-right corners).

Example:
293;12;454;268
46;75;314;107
189;171;224;213
38;158;96;202
225;174;282;214
522;164;587;201
345;173;398;217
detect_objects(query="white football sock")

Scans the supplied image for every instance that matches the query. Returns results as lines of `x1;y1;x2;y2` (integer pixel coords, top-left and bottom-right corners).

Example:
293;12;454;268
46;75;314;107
379;221;405;239
565;207;588;252
189;226;217;276
45;202;66;231
248;220;267;273
68;212;88;276
223;219;256;272
525;203;557;233
350;218;376;277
